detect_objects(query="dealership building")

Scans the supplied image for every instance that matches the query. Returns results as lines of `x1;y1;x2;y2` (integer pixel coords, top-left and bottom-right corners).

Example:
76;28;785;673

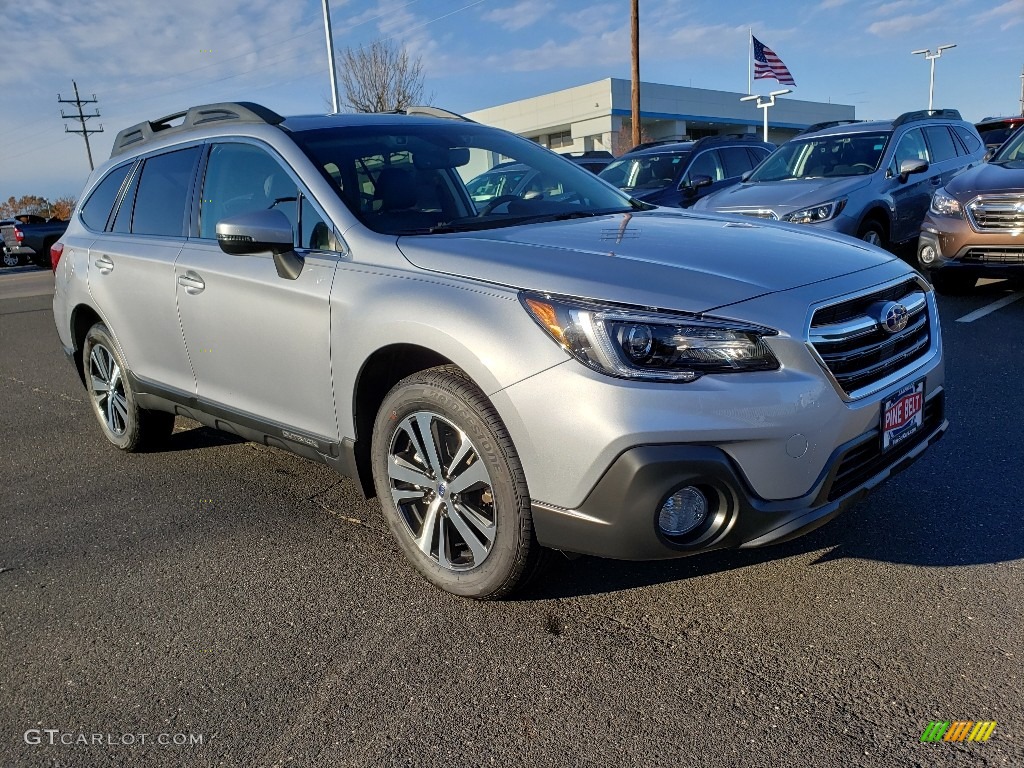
466;78;856;153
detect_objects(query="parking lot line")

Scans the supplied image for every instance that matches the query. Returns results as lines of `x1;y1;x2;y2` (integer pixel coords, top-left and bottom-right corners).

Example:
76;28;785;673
955;292;1024;323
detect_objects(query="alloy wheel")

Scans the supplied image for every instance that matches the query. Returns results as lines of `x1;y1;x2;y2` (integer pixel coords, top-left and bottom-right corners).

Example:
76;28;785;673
88;343;129;436
386;410;497;572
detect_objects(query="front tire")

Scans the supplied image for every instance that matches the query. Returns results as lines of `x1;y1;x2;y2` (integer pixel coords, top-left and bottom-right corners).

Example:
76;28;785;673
83;323;175;452
371;366;540;599
857;219;887;250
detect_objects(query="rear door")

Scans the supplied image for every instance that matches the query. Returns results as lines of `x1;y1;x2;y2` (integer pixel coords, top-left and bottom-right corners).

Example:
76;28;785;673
174;140;340;441
86;146;201;394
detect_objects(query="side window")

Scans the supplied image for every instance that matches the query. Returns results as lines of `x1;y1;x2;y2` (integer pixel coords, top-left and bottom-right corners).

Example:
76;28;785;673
132;147;201;237
891;128;930;174
684;151;723;184
200;143;297;240
746;147;769;167
720;146;756;178
80;163;132;231
112;167;141;234
954;126;982;154
924;126;958;163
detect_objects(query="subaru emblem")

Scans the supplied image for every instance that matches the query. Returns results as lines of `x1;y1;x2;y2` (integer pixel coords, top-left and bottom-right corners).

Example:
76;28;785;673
437;482;447;498
880;301;909;334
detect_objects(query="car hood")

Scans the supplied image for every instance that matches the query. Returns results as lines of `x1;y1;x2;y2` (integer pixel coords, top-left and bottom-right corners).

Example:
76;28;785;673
397;210;893;314
946;162;1024;198
697;176;872;215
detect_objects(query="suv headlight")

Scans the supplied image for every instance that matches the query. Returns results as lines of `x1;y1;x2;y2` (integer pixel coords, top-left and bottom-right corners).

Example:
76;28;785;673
521;292;779;382
784;198;847;224
929;187;962;217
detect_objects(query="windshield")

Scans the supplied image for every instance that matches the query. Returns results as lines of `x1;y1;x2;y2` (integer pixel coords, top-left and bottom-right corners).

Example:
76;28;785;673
991;125;1024;164
599;152;688;191
749;132;891;182
293;123;633;235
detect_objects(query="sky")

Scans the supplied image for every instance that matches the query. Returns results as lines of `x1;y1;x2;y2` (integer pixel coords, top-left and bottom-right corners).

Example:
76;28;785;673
0;0;1021;204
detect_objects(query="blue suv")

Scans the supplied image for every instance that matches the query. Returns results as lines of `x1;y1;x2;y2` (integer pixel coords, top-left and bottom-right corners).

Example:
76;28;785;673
598;135;774;208
695;110;986;251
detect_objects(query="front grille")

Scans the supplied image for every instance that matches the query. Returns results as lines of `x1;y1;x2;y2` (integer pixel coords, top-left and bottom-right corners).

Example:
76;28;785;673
733;209;778;220
966;194;1024;231
827;391;944;501
809;279;932;399
961;247;1024;264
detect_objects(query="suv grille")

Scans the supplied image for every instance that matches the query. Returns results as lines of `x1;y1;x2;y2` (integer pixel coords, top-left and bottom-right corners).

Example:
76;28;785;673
966;194;1024;231
827;391;944;501
808;280;932;399
961;247;1024;264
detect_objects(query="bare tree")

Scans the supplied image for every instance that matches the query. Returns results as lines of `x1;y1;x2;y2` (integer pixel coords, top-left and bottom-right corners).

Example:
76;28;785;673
337;39;430;113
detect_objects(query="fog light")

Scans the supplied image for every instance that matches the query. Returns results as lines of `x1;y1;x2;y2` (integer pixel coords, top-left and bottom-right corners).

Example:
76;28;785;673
658;486;708;536
919;244;937;265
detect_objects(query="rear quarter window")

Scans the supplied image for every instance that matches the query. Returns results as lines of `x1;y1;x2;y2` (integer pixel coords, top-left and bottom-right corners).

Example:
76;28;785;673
80;163;133;232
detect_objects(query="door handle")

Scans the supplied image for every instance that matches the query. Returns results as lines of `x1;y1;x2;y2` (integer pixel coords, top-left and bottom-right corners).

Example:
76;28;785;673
94;255;114;274
177;271;206;295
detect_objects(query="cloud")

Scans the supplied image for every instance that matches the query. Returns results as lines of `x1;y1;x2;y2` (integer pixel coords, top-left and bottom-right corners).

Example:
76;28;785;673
977;0;1024;29
874;0;925;15
867;9;942;36
482;0;548;32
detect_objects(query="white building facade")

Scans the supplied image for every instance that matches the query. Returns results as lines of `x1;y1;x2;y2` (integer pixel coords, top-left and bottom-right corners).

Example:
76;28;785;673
466;78;856;153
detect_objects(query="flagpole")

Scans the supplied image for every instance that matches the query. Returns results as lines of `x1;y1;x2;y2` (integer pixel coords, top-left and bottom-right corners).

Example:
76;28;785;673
749;29;755;94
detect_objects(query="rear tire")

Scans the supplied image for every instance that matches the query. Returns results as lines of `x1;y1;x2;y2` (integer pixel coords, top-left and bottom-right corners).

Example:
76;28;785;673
82;323;175;452
371;365;542;599
929;271;976;295
2;249;19;267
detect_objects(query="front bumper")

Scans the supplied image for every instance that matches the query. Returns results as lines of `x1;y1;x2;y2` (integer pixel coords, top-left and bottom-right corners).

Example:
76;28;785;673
533;389;946;560
919;221;1024;280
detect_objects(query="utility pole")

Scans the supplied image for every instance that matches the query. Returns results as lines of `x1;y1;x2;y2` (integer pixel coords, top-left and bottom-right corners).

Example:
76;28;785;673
630;0;640;149
1019;64;1023;116
58;81;103;171
322;0;341;113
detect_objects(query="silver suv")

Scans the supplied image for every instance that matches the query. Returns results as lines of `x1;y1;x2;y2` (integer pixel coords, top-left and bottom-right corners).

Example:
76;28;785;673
52;102;948;598
695;110;985;251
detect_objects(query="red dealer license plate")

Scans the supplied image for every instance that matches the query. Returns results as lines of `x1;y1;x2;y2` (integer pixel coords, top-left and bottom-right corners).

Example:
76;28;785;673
882;380;924;451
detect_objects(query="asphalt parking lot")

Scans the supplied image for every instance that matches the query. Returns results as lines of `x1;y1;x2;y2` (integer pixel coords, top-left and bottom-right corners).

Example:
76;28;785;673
1;265;1021;768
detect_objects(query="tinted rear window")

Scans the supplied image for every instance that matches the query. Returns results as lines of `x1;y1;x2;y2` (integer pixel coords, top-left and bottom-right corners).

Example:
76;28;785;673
80;163;132;232
131;147;201;237
924;126;958;162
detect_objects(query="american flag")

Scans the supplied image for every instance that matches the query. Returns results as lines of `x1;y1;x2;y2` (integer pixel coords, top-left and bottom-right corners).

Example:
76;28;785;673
752;35;796;87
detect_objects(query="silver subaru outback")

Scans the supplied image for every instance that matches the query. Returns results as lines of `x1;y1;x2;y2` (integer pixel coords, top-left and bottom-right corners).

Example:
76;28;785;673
52;102;947;598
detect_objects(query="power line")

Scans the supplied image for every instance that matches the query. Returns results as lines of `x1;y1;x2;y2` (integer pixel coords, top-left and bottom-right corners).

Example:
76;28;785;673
58;81;104;171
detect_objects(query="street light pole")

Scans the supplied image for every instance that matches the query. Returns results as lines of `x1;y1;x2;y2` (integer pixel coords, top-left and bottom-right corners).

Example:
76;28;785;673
911;44;956;111
322;0;341;113
740;89;791;142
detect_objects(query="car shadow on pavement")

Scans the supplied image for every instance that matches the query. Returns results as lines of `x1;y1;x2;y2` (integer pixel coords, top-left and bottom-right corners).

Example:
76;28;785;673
516;470;1023;600
162;422;247;452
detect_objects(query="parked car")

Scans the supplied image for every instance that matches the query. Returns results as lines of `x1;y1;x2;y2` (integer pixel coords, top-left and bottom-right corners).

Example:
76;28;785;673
598;135;774;208
975;115;1024;154
559;150;615;174
53;101;947;599
694;110;986;252
464;160;580;212
1;214;70;269
0;219;19;266
918;122;1024;293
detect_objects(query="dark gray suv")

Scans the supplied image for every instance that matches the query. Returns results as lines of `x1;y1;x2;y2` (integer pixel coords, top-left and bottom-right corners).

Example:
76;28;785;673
695;110;986;251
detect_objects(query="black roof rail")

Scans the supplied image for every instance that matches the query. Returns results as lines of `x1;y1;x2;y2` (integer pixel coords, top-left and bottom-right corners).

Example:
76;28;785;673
691;133;770;150
627;136;692;152
401;105;474;122
559;150;614;159
110;102;285;158
799;119;862;135
892;108;962;128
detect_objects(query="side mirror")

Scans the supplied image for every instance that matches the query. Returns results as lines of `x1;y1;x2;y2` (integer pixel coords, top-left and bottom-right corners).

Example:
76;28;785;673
898;158;928;183
983;148;995;162
740;170;753;183
680;174;713;195
216;209;303;280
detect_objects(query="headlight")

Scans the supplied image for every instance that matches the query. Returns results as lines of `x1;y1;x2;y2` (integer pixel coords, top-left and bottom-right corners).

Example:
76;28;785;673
929;187;962;217
784;198;847;224
521;292;779;382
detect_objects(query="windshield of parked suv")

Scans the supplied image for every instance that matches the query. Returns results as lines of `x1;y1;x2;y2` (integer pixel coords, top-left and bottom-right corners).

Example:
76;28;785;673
749;132;891;182
465;166;530;205
991;126;1024;165
599;153;688;191
293;123;635;235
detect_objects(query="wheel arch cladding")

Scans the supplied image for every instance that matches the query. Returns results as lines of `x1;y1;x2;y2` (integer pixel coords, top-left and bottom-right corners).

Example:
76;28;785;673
70;303;104;388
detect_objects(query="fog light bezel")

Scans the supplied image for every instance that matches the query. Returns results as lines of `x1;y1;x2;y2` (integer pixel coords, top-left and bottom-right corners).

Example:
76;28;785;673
655;483;731;547
919;243;937;266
